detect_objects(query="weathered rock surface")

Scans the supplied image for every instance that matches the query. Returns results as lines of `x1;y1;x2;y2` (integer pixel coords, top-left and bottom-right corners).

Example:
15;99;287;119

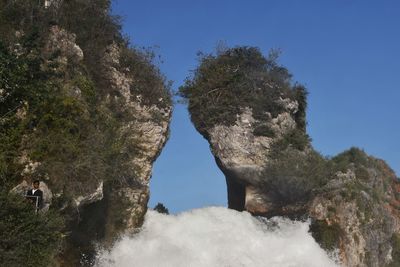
200;104;400;267
99;42;171;239
208;102;298;213
44;25;84;66
184;47;400;266
9;25;171;266
309;160;400;266
201;103;400;266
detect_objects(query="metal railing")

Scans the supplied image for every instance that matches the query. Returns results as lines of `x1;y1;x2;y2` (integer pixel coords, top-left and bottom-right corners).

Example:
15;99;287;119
25;195;40;214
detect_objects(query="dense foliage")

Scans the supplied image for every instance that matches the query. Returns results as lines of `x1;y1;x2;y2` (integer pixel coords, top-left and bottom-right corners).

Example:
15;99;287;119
0;37;112;195
179;46;307;137
262;148;332;204
154;202;169;214
389;233;400;267
309;220;342;251
261;146;397;206
0;33;112;266
0;191;64;267
0;0;171;107
0;39;47;189
0;0;171;193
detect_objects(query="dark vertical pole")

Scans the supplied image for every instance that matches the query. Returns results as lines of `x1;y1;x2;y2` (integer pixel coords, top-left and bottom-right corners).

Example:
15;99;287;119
35;196;39;214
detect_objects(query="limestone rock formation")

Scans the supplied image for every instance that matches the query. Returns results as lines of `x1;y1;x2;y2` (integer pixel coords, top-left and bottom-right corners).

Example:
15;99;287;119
182;46;400;266
309;154;400;266
208;103;299;213
1;2;171;265
204;100;400;267
180;46;309;215
8;25;171;265
99;42;171;236
44;25;84;65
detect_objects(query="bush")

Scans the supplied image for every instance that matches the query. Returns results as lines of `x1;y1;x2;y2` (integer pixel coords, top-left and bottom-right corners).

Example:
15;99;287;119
0;191;64;267
119;45;172;108
0;40;43;189
0;39;108;195
154;202;169;214
261;149;332;204
388;233;400;267
309;220;342;251
0;0;171;109
252;123;275;137
270;128;311;152
331;147;369;172
179;46;307;136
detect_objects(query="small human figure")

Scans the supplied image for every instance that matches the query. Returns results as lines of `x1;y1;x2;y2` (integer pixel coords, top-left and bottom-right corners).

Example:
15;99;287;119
26;179;43;212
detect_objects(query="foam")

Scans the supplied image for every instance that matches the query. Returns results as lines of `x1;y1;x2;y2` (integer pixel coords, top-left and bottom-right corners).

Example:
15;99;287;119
96;207;339;267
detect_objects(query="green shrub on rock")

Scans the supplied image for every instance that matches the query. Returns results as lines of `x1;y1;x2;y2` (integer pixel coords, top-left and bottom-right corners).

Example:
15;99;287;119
0;191;64;267
154;202;169;214
179;46;307;137
261;148;332;204
309;219;342;252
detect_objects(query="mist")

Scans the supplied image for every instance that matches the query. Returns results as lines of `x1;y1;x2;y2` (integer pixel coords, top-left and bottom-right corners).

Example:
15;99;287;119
96;207;339;267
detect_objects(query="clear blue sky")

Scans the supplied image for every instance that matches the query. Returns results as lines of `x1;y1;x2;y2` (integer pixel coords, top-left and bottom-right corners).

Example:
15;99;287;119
111;0;400;213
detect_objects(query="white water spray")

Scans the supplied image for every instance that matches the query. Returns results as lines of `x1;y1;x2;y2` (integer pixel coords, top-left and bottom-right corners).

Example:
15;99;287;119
96;207;339;267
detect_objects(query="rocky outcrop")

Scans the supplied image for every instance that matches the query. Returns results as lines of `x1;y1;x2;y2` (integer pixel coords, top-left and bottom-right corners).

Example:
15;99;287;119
2;1;172;266
201;104;400;266
8;24;171;266
208;102;299;213
183;46;400;266
44;25;84;66
99;42;171;239
309;157;400;266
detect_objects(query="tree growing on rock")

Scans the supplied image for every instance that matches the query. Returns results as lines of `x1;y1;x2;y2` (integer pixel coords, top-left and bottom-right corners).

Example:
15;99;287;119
154;202;169;214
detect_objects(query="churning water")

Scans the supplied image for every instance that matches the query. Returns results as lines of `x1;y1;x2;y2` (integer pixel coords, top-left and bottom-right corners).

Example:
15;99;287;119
96;207;339;267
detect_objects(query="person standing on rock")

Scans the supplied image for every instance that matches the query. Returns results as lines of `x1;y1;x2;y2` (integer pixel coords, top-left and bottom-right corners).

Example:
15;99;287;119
26;179;43;212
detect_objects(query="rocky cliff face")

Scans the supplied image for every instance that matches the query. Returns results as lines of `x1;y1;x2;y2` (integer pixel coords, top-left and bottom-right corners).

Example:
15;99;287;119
98;42;171;238
208;103;299;213
3;5;171;265
309;155;400;266
182;46;400;266
201;98;400;267
44;26;170;265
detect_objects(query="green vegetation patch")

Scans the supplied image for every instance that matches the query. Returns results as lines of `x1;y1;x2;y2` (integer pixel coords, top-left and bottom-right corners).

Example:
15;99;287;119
387;233;400;267
309;219;342;251
270;128;311;152
179;46;307;137
261;148;332;204
0;191;64;267
154;202;169;214
331;147;369;172
119;45;172;108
